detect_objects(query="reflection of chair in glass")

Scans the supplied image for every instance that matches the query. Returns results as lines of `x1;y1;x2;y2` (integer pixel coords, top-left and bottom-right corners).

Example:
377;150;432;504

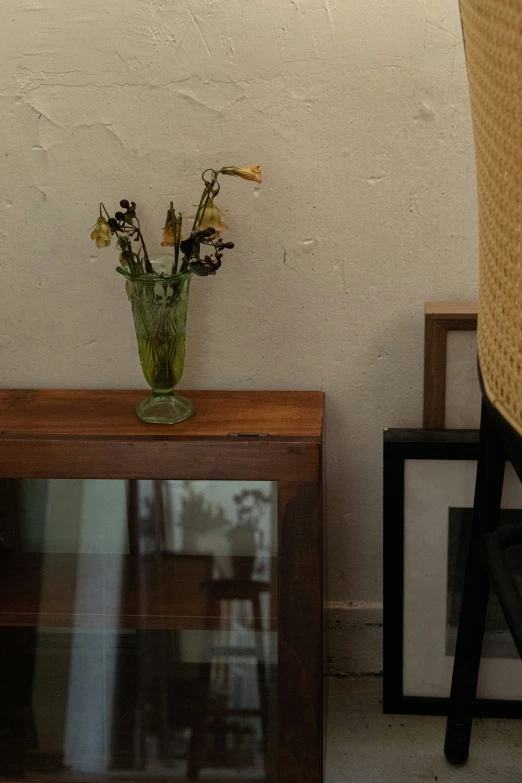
181;484;273;777
192;487;276;768
118;480;273;779
111;480;214;776
203;577;270;750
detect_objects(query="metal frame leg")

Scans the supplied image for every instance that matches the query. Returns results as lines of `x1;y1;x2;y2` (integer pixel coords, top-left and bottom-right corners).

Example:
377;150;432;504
444;401;506;764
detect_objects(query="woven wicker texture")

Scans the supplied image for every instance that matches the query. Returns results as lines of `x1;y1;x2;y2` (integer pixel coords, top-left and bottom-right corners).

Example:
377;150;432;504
461;0;522;435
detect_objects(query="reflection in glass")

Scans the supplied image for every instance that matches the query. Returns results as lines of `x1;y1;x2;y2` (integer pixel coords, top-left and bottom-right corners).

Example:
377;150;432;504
0;479;278;781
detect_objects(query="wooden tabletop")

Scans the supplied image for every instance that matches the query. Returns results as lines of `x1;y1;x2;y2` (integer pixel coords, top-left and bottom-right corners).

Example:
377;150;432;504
0;389;324;440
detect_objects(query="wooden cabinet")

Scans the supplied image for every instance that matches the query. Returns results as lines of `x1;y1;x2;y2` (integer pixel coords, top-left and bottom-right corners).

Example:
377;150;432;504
0;390;323;783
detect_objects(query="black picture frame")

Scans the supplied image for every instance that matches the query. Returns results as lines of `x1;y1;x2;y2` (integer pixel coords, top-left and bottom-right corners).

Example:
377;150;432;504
383;428;522;719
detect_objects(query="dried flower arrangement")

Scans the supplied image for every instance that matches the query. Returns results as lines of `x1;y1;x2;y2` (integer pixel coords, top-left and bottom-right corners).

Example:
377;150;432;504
89;165;262;425
90;165;262;277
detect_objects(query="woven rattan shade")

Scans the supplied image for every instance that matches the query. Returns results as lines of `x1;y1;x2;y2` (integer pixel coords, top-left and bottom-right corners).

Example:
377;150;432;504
461;0;522;435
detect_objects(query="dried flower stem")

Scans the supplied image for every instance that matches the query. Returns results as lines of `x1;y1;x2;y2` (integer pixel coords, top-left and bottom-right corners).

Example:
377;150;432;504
184;169;223;272
134;216;153;274
192;169;220;231
174;228;180;273
92;163;261;279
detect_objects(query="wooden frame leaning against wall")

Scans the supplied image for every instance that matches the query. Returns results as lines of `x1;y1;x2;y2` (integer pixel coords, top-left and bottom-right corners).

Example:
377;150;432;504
423;301;478;429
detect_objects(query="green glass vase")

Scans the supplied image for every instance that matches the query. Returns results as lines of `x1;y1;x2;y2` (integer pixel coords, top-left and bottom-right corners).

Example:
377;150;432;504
118;268;195;424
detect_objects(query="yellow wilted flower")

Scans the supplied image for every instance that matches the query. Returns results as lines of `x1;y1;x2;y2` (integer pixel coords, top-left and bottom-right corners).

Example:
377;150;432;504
161;203;183;247
90;216;111;249
161;225;175;246
198;199;229;234
221;165;262;184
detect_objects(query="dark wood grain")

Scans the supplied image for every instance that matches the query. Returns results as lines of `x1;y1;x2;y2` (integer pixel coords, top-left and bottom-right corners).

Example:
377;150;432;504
0;438;320;481
424;317;448;429
0;389;324;439
278;481;323;783
423;302;479;429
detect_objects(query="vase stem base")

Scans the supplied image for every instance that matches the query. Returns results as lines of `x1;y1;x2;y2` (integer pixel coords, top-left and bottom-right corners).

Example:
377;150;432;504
136;393;195;425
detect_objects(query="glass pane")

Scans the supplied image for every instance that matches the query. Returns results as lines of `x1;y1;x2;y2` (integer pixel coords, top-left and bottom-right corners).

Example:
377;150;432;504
0;479;278;782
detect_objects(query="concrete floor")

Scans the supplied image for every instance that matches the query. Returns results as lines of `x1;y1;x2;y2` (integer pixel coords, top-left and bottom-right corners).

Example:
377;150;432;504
325;677;522;782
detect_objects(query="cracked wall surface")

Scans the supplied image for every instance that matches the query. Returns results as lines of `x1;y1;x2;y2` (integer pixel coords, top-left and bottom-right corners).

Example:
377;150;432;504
0;0;477;670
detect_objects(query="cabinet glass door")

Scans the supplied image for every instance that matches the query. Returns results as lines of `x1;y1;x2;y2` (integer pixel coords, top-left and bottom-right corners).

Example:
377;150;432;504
0;479;278;782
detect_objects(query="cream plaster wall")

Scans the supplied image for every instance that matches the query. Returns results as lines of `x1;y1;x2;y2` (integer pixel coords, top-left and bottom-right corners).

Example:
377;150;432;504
0;0;478;662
